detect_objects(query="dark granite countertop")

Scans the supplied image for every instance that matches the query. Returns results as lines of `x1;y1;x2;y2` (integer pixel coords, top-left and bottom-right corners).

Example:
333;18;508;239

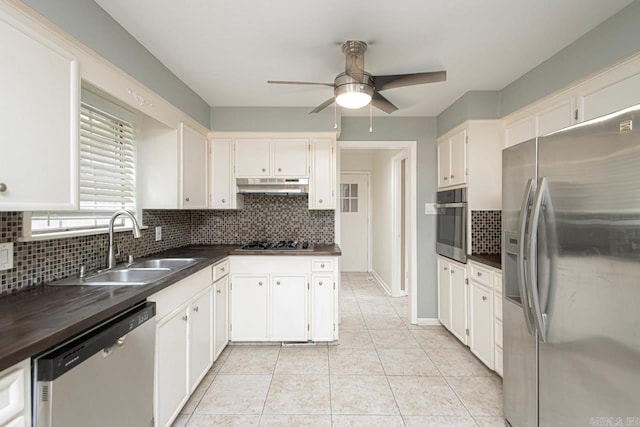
468;253;502;269
0;243;341;371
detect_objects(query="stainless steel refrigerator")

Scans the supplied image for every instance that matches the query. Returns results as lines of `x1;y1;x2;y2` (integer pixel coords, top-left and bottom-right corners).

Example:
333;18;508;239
502;106;640;427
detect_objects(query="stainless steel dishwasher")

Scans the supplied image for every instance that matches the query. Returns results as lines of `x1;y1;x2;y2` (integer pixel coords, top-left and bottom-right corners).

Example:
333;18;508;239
33;301;156;427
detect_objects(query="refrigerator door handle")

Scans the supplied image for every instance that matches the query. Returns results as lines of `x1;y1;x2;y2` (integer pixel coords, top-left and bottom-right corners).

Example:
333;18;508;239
517;178;536;336
526;177;549;342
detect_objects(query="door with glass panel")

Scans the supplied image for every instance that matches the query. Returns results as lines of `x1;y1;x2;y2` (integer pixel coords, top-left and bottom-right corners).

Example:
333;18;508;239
340;173;369;271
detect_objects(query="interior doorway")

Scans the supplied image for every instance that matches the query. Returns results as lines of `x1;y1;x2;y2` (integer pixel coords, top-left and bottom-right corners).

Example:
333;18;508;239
339;173;370;272
392;152;409;297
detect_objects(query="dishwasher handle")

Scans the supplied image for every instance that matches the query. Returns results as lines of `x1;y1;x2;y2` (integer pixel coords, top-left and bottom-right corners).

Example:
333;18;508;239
35;301;155;381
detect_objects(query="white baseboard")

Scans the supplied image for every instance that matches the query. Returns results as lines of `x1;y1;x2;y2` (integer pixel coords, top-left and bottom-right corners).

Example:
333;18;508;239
370;270;392;296
416;318;442;326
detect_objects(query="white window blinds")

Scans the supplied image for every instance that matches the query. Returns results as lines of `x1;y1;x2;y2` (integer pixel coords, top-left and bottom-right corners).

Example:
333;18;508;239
29;92;137;236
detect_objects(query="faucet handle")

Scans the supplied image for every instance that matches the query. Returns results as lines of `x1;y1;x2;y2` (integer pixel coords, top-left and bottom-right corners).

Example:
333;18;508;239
127;255;134;265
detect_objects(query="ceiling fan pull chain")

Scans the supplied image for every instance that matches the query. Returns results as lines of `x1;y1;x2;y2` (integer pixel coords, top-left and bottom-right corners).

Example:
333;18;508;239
334;100;338;129
369;102;373;133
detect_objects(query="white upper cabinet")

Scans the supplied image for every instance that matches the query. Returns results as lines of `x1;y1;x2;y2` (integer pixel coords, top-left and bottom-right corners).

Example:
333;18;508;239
437;130;467;188
210;139;243;209
180;123;208;209
0;11;79;211
537;99;575;136
235;138;309;178
235;139;271;177
505;117;536;147
309;138;336;210
578;70;640;122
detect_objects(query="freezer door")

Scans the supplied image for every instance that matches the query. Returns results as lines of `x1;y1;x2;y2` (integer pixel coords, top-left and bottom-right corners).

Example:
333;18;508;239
502;139;538;427
536;107;640;426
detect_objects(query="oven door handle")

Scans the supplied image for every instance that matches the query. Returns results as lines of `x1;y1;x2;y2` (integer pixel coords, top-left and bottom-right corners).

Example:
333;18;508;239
434;202;466;208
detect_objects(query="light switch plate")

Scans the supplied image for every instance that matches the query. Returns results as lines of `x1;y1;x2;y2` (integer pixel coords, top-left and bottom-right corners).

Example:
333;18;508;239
155;226;162;242
424;203;437;215
0;242;13;271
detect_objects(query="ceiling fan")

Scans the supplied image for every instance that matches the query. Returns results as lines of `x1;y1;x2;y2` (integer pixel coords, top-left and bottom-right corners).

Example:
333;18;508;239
268;40;446;114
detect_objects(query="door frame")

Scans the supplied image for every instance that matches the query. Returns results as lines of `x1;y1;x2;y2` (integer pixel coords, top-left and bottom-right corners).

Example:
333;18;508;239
339;171;372;272
336;140;418;324
391;151;409;297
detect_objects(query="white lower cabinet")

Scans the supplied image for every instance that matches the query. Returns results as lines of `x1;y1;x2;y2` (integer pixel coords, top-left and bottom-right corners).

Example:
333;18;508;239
437;257;452;329
437;255;467;343
469;281;494;369
230;275;269;341
270;275;308;341
0;358;30;427
311;275;335;341
213;275;229;360
149;266;214;427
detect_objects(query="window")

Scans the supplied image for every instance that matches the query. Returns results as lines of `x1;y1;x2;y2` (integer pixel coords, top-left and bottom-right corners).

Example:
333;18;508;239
27;90;138;237
340;183;358;213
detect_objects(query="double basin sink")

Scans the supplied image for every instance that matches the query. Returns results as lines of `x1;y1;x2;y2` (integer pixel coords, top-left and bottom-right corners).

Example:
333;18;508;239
54;258;203;287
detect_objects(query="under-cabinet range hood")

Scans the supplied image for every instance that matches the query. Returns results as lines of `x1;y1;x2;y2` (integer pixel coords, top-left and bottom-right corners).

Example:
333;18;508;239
236;178;309;194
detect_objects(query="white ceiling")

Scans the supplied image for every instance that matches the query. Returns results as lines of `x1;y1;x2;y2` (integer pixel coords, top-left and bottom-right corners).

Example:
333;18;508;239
96;0;632;117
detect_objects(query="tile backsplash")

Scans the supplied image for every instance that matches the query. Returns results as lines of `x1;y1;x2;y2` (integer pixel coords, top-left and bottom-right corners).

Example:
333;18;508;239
0;195;335;295
471;210;502;255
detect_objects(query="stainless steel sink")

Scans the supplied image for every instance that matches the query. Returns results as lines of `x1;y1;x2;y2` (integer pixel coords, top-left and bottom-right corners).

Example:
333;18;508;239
130;258;199;269
82;268;172;286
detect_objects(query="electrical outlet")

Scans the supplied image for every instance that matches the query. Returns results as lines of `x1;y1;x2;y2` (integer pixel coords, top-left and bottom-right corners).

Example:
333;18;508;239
155;226;162;241
0;242;13;271
424;203;437;215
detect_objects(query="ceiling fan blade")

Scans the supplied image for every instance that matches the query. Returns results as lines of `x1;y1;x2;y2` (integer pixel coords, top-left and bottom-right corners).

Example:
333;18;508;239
309;97;335;114
373;71;446;91
371;92;398;114
268;80;335;87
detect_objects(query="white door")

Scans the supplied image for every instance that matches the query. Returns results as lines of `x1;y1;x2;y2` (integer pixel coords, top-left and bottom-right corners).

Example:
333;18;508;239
449;130;467;186
180;123;208;208
437;139;451;188
270;275;308;341
340;173;369;271
230;275;268;341
188;288;212;392
210;139;232;209
235;139;270;177
272;139;309;177
310;138;335;209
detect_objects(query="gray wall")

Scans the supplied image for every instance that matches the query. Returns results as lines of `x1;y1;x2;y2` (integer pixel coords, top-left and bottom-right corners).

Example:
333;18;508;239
436;91;500;137
341;117;438;319
22;0;211;127
211;107;340;133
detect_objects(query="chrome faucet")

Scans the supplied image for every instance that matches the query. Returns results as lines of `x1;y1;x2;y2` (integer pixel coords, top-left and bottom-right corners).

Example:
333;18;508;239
107;210;142;269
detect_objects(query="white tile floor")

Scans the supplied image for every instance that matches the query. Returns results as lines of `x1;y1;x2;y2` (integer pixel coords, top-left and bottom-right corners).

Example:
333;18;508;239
172;272;504;427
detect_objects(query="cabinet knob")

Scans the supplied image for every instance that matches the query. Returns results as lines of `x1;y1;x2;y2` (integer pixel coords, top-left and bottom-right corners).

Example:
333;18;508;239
182;315;188;321
221;267;225;272
185;197;190;202
444;267;448;271
450;175;455;179
320;263;325;268
477;272;482;277
222;199;226;203
217;289;222;294
193;306;199;312
451;270;454;274
0;183;6;193
318;199;323;203
278;168;282;172
319;281;323;286
258;281;263;286
262;168;266;172
482;296;488;301
276;281;281;285
443;176;448;181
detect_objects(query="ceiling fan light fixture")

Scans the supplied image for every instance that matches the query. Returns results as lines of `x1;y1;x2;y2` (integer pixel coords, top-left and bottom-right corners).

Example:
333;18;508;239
335;83;373;109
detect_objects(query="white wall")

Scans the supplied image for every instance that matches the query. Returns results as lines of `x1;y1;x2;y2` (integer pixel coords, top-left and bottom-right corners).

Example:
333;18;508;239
371;149;403;289
340;150;375;171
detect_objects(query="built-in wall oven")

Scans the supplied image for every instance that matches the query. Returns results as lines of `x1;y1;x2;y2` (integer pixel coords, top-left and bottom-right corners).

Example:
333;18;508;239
435;188;467;263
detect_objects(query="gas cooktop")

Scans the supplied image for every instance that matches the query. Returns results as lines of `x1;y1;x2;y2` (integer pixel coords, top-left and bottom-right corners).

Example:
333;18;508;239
239;240;313;251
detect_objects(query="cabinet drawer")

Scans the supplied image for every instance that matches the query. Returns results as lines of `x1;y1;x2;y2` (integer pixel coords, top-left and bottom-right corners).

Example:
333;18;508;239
495;319;503;348
213;259;229;281
0;359;28;426
493;273;503;293
311;259;334;272
469;263;492;288
494;293;503;322
495;345;503;377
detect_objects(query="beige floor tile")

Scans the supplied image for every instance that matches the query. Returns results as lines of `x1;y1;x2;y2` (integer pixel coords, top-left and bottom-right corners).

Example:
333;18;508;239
262;374;331;414
332;415;405;426
328;347;385;375
259;415;331;426
387;376;468;416
181;373;216;414
171;414;190;427
340;314;367;330
330;375;399;415
377;348;440;376
336;329;374;348
274;346;329;375
186;414;260;426
220;345;280;374
428;349;494;377
363;316;406;330
359;302;398;316
195;374;272;415
447;376;503;416
370;329;421;349
412;328;467;350
474;416;507;426
340;302;362;315
403;415;477;426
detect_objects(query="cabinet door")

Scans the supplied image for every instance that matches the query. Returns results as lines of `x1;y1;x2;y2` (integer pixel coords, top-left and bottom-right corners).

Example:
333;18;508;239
449;130;467;186
449;263;468;344
181;123;208;208
230;275;268;341
273;139;309;177
0;14;79;211
537;100;575;136
578;71;640;122
188;288;212;392
311;274;334;341
213;276;229;360
156;306;189;427
270;275;308;341
437;258;451;329
469;283;494;369
0;359;29;427
235;139;270;177
505;117;535;148
310;138;335;209
437;139;451;187
211;139;233;209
